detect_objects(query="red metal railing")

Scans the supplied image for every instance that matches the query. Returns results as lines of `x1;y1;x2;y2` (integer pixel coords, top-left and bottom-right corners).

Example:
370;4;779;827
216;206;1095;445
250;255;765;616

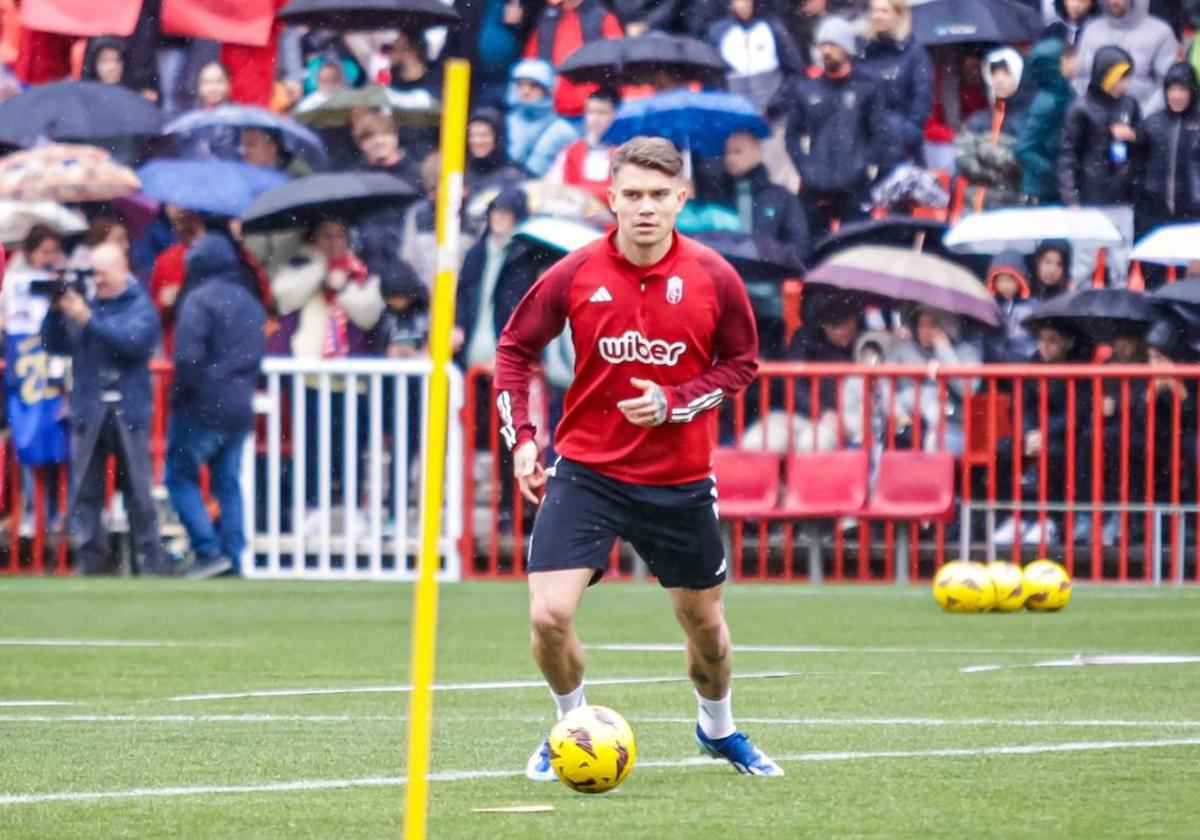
461;362;1200;584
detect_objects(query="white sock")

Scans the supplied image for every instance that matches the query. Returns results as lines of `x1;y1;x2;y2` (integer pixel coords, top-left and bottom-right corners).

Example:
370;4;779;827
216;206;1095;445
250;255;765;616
696;689;735;740
551;684;586;720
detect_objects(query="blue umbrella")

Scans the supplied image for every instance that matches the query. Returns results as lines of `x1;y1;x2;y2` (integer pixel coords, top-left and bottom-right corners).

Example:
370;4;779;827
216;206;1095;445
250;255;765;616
163;105;328;169
0;81;162;146
602;90;768;157
138;159;290;218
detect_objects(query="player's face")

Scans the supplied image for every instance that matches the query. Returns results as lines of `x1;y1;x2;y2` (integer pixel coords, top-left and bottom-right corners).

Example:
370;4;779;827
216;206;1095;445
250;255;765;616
608;164;687;249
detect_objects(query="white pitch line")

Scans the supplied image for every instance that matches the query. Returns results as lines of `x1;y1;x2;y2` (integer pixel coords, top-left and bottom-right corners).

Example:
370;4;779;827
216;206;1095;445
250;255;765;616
2;737;1199;806
3;714;1200;730
165;670;848;703
0;701;77;708
963;653;1200;673
0;638;230;648
590;643;1126;656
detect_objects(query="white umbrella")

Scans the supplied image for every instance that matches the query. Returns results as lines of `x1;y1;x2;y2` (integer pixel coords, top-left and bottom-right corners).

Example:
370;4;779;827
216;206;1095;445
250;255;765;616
0;201;87;244
1129;223;1200;266
512;217;604;254
944;207;1123;255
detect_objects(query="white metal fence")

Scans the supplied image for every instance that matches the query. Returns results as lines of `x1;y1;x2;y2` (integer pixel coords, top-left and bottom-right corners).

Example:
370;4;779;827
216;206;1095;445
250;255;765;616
240;357;464;580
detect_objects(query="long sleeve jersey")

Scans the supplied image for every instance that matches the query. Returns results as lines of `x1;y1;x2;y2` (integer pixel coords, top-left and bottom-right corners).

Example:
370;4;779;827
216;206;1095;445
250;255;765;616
493;230;758;485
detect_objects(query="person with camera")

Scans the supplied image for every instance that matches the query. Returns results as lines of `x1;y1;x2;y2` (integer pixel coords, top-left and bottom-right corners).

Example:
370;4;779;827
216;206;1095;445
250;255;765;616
41;243;166;575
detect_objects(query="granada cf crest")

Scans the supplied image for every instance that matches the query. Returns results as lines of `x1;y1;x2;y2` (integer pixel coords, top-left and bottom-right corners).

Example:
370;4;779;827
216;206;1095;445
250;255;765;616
666;275;684;304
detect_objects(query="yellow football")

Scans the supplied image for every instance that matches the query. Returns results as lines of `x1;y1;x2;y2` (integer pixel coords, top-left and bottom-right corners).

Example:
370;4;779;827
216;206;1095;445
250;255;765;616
547;705;636;794
932;561;997;613
1024;559;1072;611
987;561;1029;612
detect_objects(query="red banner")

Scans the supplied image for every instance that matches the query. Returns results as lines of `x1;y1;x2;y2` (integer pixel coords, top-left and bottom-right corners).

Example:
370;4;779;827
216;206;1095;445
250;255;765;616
18;0;143;37
161;0;276;47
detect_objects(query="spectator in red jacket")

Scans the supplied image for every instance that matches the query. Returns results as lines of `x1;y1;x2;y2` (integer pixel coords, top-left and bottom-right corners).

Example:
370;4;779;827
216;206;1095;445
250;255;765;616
149;206;205;356
525;0;623;118
546;87;618;200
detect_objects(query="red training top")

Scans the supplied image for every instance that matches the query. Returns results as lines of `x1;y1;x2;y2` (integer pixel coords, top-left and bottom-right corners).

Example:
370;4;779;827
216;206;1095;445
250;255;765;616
494;230;758;485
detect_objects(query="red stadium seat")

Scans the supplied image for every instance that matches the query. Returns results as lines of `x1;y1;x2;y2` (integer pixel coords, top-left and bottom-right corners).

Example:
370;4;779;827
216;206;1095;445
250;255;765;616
712;449;781;519
778;450;869;518
863;451;956;521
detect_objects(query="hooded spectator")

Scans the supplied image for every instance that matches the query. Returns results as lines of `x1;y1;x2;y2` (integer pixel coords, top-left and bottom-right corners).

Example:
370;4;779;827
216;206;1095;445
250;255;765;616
456;187;530;368
165;232;267;579
547;88;619;202
707;0;805;113
1058;45;1143;207
505;59;580;177
466;107;523;196
956;47;1030;210
1138;62;1200;235
720;129;809;357
859;0;933;169
1074;0;1177;116
774;15;884;237
378;258;430;359
786;297;860;424
983;249;1037;362
1044;0;1098;45
1031;239;1075;297
524;0;623;119
1016;39;1077;204
81;36;127;86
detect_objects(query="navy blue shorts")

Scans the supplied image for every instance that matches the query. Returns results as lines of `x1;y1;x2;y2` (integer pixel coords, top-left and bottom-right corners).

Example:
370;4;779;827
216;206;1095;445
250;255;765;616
526;458;726;590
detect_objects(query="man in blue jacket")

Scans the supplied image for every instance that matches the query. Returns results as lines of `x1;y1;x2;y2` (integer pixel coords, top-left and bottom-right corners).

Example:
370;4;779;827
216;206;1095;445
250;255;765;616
42;243;165;575
165;232;266;579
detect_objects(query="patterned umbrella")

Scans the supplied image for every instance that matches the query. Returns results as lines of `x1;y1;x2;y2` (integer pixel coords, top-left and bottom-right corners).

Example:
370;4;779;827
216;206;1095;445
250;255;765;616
0;144;140;203
807;245;1001;327
293;85;440;129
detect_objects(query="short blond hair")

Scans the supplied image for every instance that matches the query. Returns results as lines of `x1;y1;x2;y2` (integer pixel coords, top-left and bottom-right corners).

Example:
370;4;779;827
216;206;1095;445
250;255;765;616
612;136;684;179
870;0;912;41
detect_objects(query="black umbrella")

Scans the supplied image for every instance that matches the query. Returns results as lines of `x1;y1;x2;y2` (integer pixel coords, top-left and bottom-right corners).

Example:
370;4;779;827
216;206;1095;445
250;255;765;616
1152;278;1200;308
1021;288;1159;343
279;0;458;30
810;216;991;279
558;33;728;87
241;172;419;232
0;81;163;146
912;0;1043;45
690;231;803;280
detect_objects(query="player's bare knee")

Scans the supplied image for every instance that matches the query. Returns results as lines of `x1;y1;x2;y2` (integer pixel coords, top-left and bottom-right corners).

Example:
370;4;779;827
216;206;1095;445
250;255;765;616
675;603;727;645
530;600;575;641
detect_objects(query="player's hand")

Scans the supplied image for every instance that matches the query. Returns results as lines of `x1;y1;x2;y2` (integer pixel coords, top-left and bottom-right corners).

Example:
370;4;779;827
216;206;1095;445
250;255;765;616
514;439;547;505
617;378;668;428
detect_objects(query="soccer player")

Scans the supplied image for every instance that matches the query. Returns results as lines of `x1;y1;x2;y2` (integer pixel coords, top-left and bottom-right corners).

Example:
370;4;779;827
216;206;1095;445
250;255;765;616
494;136;784;778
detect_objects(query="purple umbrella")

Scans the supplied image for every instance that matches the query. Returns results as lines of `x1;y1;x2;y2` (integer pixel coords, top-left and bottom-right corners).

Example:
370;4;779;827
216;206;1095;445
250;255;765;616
806;245;1001;327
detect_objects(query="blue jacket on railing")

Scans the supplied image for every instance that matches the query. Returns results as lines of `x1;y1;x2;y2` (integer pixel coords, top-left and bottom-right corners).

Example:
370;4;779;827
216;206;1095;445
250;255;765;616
41;280;161;432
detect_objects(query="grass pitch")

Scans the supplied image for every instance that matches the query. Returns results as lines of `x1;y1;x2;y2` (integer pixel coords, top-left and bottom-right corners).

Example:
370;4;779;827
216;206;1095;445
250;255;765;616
0;578;1198;839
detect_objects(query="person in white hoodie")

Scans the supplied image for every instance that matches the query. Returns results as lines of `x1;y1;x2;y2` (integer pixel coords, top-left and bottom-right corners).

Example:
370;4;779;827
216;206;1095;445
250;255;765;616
1073;0;1177;116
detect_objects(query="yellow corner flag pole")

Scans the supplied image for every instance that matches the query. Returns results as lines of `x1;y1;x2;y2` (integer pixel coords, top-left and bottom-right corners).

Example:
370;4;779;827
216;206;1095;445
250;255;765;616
403;58;470;840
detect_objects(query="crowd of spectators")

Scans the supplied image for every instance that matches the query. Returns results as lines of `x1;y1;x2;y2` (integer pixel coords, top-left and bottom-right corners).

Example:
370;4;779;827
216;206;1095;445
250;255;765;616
1;0;1200;567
